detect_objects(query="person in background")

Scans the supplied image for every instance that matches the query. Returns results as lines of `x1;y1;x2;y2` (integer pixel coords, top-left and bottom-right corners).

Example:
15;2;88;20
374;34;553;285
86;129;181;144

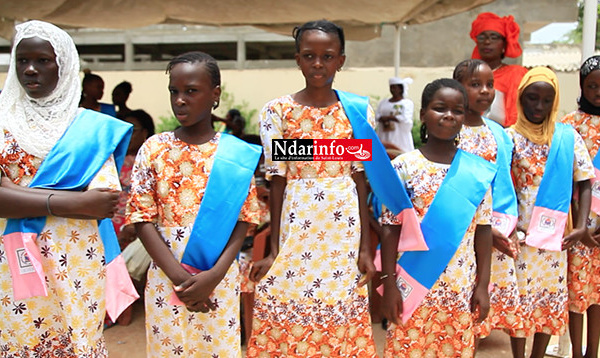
470;12;527;127
112;81;133;119
375;77;415;153
560;55;600;358
80;70;117;117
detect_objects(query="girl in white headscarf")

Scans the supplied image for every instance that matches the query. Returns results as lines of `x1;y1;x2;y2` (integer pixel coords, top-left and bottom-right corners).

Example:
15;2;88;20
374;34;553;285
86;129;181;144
0;20;134;357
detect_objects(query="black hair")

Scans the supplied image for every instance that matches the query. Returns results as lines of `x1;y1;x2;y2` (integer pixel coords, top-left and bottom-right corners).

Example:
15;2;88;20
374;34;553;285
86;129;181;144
166;51;221;89
114;81;132;95
125;109;155;138
241;134;261;146
420;78;468;143
293;20;345;54
228;108;242;118
452;59;487;83
82;72;103;87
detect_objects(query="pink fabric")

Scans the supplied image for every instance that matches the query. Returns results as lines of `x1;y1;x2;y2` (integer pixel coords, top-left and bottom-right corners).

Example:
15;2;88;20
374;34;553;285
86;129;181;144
105;254;139;322
526;206;568;251
397;208;428;252
591;168;600;215
168;263;201;306
4;232;47;300
376;265;428;324
491;212;518;237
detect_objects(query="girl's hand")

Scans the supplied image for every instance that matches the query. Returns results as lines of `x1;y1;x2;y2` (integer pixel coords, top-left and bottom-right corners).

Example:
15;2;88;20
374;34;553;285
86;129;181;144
185;297;217;313
491;228;516;258
357;250;376;287
381;280;403;326
78;188;120;218
471;283;490;323
173;270;220;309
582;231;600;248
562;227;587;250
249;255;275;282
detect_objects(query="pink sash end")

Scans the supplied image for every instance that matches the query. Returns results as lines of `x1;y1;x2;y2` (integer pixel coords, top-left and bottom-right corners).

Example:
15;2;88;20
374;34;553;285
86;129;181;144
397;208;428;252
491;212;518;238
4;232;47;300
168;263;201;306
105;254;139;322
591;170;600;215
526;206;568;252
376;264;428;324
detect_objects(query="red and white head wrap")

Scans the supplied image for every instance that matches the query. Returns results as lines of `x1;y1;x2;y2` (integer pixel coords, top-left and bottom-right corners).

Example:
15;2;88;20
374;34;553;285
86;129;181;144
470;12;522;59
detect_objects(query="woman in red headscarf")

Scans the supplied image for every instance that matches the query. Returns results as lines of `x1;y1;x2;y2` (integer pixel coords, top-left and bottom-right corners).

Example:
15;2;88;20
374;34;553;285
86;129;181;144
471;12;528;127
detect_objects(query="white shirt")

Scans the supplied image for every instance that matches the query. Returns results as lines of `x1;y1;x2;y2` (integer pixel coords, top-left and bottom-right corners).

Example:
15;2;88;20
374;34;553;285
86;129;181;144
375;97;415;153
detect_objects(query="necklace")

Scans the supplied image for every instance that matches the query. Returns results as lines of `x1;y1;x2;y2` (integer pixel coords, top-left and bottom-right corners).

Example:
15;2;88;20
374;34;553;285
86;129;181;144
491;63;505;71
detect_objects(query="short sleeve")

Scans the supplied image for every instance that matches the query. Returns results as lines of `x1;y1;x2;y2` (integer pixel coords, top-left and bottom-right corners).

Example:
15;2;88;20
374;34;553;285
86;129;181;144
474;187;493;226
87;154;121;191
380;156;406;226
573;129;595;182
238;177;261;225
352;104;377;173
399;99;414;124
260;102;287;180
126;139;158;224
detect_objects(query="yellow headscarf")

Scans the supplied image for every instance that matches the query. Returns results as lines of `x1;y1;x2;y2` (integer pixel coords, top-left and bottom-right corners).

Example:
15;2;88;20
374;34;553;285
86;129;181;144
512;67;560;145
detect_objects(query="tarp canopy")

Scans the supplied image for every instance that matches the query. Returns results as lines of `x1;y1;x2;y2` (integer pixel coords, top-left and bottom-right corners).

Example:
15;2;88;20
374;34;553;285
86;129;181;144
0;0;494;40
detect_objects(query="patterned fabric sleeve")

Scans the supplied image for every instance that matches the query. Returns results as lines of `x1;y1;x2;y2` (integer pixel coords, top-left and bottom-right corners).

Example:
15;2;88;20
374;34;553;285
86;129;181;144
573;128;595;182
380;155;405;226
126;138;158;224
260;100;287;181
475;187;493;225
87;154;121;191
351;104;377;173
238;177;261;225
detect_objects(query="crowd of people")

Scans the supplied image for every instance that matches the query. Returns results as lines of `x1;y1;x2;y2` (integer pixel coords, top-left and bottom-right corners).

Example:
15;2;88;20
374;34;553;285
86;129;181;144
0;11;598;358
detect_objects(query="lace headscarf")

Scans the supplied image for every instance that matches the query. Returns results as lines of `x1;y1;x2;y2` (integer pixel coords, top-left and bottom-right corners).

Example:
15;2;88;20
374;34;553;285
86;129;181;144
0;20;81;159
578;55;600;116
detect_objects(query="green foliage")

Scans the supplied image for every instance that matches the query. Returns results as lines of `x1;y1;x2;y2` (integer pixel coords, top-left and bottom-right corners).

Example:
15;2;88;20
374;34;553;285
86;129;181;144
155;114;180;133
562;0;600;50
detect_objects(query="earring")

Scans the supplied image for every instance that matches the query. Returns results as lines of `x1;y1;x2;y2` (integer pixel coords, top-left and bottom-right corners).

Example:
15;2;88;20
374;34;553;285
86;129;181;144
454;133;461;145
213;101;219;109
337;67;342;72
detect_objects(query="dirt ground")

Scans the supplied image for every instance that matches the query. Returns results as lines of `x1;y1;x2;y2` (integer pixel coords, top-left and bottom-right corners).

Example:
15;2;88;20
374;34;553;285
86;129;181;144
104;300;569;357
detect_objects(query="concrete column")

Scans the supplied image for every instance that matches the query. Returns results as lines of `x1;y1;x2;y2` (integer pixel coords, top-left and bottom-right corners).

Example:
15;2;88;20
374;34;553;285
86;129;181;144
581;0;598;62
124;35;134;71
237;36;246;70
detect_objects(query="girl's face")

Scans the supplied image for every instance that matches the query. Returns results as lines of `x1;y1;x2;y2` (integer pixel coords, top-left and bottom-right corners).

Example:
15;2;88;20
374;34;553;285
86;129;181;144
168;62;220;128
295;30;345;89
84;78;104;101
15;37;59;99
583;69;600;108
520;81;555;124
420;87;465;141
462;64;495;114
476;30;505;63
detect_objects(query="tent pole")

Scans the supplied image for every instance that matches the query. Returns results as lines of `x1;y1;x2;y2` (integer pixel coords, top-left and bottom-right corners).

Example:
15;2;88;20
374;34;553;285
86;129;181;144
581;0;598;62
394;24;401;76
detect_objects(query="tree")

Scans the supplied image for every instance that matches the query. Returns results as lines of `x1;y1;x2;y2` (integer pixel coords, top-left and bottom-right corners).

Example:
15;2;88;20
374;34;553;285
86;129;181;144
564;0;600;49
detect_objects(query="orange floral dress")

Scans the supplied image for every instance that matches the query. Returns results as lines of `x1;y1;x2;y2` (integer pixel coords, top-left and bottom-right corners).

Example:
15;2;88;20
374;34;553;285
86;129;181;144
0;130;121;357
126;132;259;358
380;149;492;358
246;95;378;357
458;123;522;336
561;111;600;313
506;127;594;337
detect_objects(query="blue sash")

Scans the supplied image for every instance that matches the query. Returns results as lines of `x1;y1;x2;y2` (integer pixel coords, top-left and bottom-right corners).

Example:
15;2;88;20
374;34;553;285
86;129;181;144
525;123;574;251
336;90;426;251
483;118;518;236
395;150;496;322
181;133;262;271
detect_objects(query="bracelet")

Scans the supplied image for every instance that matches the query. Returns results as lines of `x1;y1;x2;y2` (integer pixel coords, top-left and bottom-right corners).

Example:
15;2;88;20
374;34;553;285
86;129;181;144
46;194;55;216
380;272;396;280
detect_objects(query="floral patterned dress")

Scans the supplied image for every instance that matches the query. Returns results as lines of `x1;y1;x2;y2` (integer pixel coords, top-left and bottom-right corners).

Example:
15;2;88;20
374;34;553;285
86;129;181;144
0;130;120;357
246;95;378;357
506;127;594;337
126;132;259;358
561;111;600;313
380;149;492;358
458;123;522;336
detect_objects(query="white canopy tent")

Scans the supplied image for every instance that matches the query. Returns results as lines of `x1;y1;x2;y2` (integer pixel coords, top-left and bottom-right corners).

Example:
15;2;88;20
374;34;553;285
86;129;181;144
0;0;495;73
